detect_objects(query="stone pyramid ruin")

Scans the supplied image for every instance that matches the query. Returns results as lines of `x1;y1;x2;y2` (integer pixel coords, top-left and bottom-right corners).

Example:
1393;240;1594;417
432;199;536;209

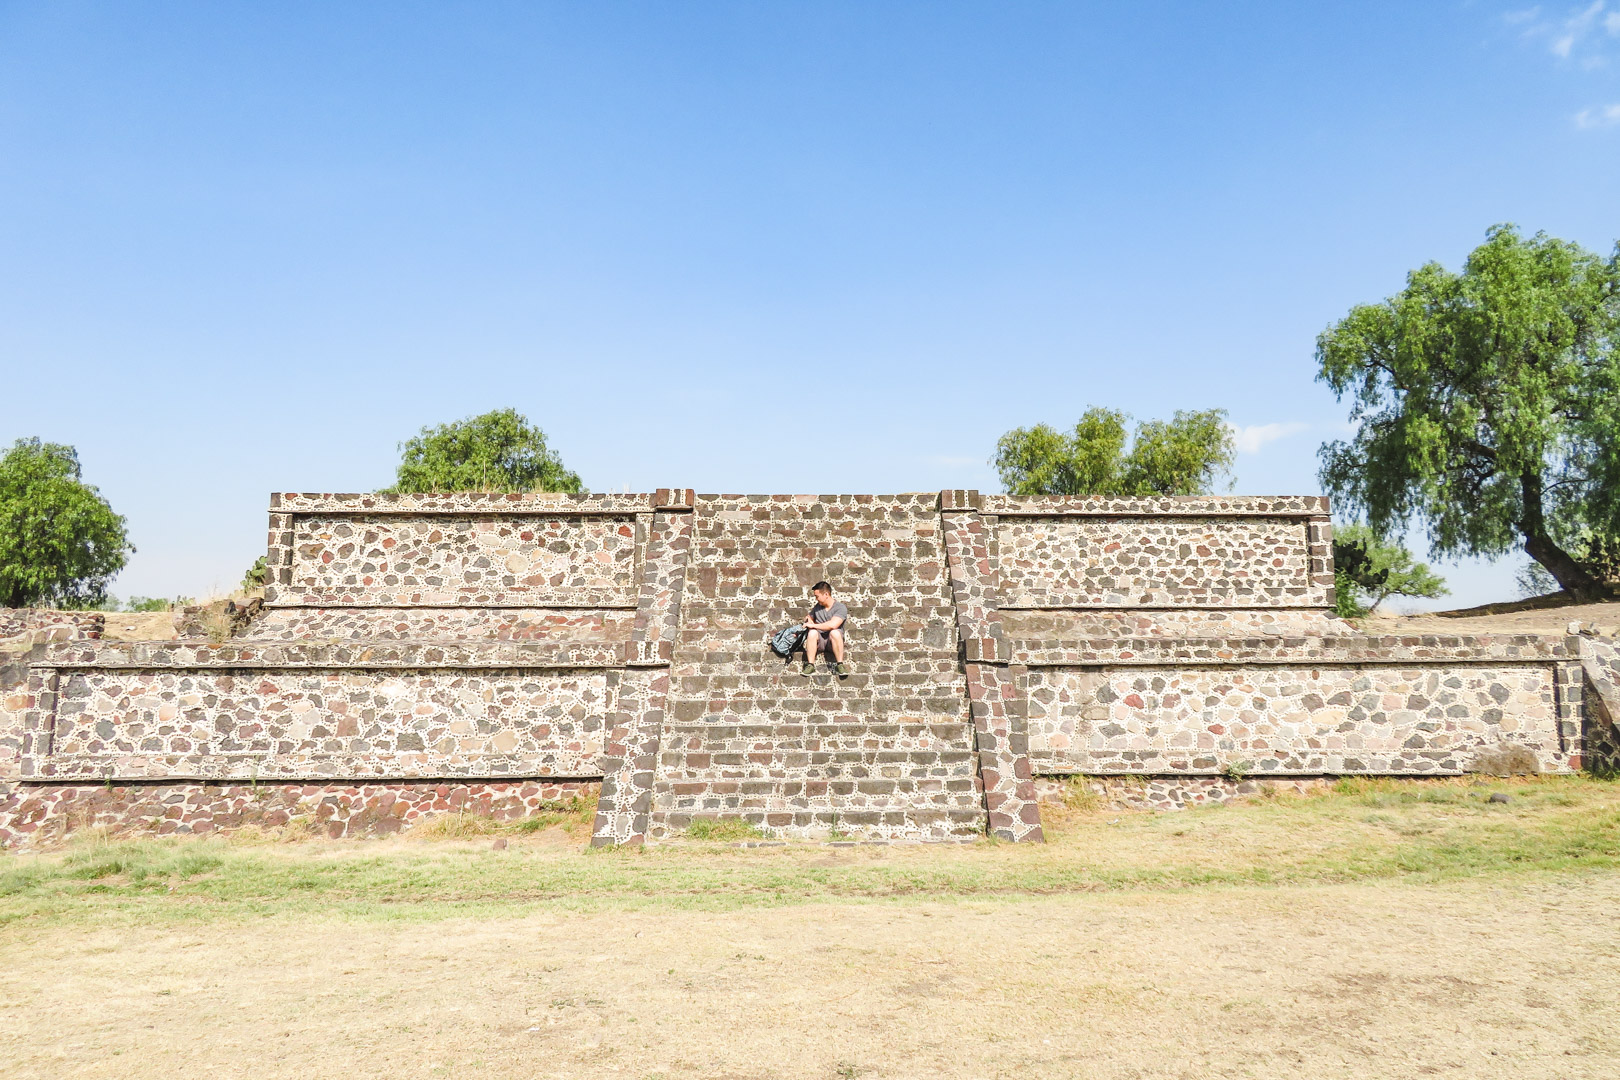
4;489;1618;846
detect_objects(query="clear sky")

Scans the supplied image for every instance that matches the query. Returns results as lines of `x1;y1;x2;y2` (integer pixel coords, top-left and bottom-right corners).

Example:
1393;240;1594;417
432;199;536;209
2;2;1617;608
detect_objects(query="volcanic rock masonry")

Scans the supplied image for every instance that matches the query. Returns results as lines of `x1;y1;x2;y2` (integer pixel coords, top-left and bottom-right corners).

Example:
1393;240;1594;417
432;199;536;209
3;489;1617;847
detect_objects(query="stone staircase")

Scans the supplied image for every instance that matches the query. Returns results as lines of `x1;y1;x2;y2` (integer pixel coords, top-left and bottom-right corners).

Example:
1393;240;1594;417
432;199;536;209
647;494;987;839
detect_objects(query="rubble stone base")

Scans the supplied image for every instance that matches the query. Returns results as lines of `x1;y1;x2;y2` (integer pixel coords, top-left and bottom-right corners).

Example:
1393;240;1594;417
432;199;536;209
0;779;599;848
1034;774;1332;811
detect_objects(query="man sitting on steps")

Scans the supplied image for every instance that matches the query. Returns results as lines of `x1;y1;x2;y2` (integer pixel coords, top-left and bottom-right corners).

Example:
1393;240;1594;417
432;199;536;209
802;581;851;677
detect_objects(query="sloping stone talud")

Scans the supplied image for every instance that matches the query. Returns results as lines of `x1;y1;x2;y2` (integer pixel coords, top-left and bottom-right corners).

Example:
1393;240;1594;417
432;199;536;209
941;491;1043;842
2;489;1611;848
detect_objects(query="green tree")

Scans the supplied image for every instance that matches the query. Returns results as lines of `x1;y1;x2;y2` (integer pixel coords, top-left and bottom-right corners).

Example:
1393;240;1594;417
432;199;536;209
386;409;584;494
1330;524;1448;617
0;438;132;608
1317;224;1620;602
994;407;1235;496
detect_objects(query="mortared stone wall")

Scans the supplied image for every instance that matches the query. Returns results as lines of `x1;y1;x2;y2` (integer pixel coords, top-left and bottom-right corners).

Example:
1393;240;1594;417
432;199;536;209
2;490;1614;848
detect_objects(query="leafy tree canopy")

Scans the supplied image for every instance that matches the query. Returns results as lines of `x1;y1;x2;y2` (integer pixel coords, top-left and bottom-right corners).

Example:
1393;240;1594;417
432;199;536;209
386;409;584;494
0;438;132;609
1317;224;1620;601
1330;523;1448;618
994;407;1235;497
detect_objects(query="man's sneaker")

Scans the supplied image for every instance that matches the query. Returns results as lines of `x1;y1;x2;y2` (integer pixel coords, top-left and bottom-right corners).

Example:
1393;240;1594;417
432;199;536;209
801;661;816;676
835;662;852;677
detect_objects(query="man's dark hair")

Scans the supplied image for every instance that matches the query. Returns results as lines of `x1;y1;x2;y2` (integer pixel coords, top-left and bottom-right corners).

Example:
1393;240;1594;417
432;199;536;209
812;581;832;594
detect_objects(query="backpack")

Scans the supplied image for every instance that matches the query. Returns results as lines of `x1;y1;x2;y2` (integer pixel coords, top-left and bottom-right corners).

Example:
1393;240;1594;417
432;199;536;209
768;625;808;658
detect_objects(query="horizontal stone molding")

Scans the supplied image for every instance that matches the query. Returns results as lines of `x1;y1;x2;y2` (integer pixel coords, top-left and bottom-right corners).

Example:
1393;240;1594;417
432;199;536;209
1012;634;1577;667
27;757;606;782
0;779;602;847
999;601;1333;611
30;640;645;670
244;607;635;644
266;596;640;610
269;492;659;514
981;494;1330;517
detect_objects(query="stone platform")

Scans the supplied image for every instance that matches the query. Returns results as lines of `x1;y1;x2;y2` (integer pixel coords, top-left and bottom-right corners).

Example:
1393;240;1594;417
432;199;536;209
3;490;1617;848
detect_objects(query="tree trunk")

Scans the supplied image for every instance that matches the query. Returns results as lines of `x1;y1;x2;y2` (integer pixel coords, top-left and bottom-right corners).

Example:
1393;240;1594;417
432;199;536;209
1519;469;1610;603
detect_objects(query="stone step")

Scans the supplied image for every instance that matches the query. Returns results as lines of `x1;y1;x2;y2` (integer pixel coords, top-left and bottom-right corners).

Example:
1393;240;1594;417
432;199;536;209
658;772;980;802
659;720;976;743
650;795;986;840
666;701;968;725
675;651;962;669
647;806;985;841
659;749;980;777
648;704;988;841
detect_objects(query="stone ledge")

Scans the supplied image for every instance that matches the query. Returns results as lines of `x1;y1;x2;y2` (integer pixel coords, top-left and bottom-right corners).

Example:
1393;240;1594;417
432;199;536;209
982;495;1330;517
0;779;602;848
1013;633;1575;666
26;756;606;782
270;492;655;514
1001;597;1333;611
30;639;639;670
266;597;641;610
660;721;975;737
0;609;105;644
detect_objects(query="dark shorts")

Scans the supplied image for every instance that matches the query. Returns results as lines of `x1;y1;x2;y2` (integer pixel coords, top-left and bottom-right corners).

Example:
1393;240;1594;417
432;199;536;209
807;626;846;639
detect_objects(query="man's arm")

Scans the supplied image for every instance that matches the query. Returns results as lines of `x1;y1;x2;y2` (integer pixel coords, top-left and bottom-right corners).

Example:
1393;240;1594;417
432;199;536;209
803;610;846;631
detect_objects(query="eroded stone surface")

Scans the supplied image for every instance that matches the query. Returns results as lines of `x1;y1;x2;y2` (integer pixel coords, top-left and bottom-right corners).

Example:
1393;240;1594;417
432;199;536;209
997;517;1323;608
1024;663;1576;774
0;779;598;848
33;668;608;780
3;492;1605;846
246;608;634;642
285;514;640;606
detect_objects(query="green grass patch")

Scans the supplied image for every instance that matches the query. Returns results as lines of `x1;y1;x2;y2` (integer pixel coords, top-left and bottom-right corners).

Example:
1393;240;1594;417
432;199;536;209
1;775;1615;928
682;818;766;842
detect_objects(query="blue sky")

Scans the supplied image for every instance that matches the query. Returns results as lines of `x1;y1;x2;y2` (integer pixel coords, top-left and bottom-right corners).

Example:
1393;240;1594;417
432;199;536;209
2;2;1617;608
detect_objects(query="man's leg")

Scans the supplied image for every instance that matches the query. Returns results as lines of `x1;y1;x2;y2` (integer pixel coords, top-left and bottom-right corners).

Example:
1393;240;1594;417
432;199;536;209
804;629;822;672
829;629;845;662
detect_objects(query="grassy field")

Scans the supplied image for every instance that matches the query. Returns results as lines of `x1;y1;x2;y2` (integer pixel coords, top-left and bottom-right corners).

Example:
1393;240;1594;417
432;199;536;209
3;776;1618;1078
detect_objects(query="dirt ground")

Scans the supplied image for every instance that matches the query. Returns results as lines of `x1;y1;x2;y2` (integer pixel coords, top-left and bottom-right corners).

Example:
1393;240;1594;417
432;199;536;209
1362;599;1620;638
97;610;178;641
1;872;1615;1080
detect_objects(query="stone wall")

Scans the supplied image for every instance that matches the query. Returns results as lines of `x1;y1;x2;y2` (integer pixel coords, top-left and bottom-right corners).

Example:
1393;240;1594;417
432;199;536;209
984;495;1333;609
16;641;619;782
1022;661;1578;776
282;512;641;606
1580;634;1620;774
2;609;107;784
247;608;634;642
0;779;597;847
0;609;104;645
2;491;1607;848
1033;774;1332;812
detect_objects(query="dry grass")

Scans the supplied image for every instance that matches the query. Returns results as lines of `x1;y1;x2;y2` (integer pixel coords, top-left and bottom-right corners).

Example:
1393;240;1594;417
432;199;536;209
1;876;1615;1078
2;775;1618;1078
405;797;597;840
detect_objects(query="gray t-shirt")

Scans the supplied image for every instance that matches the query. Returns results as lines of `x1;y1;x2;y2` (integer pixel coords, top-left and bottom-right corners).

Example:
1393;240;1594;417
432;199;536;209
810;601;849;634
